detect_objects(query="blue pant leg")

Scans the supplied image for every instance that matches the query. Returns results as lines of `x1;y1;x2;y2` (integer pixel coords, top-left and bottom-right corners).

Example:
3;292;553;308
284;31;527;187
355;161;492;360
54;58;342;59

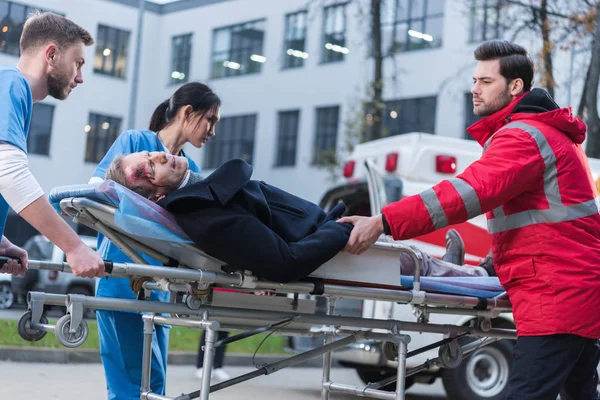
98;310;169;400
150;323;170;395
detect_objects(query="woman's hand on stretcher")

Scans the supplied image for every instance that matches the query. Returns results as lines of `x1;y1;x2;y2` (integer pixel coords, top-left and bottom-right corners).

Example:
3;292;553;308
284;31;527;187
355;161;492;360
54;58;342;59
337;214;384;255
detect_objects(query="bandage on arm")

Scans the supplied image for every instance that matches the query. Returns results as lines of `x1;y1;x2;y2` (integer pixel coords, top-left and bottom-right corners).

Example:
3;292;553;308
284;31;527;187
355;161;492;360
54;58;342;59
0;143;84;254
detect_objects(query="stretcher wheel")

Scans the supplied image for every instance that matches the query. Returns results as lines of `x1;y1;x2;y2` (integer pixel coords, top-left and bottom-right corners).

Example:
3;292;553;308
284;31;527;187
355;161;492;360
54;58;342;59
54;315;88;348
439;340;464;369
17;311;48;342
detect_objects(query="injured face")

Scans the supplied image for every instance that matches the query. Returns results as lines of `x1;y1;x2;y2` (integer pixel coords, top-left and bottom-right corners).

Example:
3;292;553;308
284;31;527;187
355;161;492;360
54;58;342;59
105;151;190;201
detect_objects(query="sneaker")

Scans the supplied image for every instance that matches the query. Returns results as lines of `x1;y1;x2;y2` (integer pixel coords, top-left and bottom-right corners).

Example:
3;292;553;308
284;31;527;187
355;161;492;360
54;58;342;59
195;368;204;380
211;368;231;382
442;229;465;265
479;250;496;277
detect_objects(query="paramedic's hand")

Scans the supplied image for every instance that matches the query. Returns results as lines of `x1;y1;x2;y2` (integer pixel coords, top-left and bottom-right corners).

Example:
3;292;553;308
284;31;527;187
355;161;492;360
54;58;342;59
66;243;105;278
0;236;28;276
337;214;384;255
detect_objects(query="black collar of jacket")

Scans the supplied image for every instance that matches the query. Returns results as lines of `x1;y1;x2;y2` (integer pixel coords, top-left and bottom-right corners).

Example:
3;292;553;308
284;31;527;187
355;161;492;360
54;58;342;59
158;158;253;209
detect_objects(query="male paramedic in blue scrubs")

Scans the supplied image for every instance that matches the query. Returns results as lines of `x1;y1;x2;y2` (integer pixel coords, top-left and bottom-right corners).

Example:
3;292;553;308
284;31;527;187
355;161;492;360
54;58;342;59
0;11;104;278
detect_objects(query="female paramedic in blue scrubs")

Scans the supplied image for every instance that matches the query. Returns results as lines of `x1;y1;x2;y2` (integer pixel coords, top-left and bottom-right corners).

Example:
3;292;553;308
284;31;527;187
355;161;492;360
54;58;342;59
89;82;221;400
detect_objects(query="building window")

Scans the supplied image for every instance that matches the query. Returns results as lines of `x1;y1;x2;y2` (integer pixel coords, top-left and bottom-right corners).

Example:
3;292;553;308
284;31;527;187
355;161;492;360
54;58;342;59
275;110;300;167
314;106;339;164
84;112;122;163
211;19;266;79
464;92;481;139
27;103;54;156
383;96;437;135
322;4;348;63
204;114;256;169
0;1;54;56
469;0;505;43
382;0;444;54
283;11;308;69
170;33;192;84
94;24;130;78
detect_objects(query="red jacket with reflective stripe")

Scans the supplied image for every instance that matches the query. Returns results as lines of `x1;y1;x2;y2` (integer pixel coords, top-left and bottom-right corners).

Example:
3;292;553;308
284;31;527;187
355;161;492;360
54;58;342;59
382;89;600;338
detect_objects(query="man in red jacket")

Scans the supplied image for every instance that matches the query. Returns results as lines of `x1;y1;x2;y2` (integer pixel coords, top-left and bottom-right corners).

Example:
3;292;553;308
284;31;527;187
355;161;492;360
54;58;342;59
339;40;600;399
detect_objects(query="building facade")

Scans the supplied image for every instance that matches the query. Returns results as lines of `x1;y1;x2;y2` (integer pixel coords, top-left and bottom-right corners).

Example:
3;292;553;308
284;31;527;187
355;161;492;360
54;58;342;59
0;0;587;243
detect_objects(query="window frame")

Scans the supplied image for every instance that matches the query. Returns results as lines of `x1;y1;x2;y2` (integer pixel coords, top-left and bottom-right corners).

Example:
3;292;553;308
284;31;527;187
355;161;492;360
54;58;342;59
382;0;445;54
93;24;131;79
169;33;192;84
382;96;438;136
321;3;348;64
282;10;308;69
313;106;340;165
275;109;300;167
210;19;266;79
203;114;257;169
84;112;123;163
27;102;55;156
468;0;505;43
0;1;61;56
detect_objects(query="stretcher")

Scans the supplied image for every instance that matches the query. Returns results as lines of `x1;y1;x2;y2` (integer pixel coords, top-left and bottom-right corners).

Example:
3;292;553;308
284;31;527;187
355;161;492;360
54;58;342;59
15;180;515;400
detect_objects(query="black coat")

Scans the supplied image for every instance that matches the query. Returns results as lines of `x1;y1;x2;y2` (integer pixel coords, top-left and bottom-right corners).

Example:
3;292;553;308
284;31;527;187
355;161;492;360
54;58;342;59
158;159;353;283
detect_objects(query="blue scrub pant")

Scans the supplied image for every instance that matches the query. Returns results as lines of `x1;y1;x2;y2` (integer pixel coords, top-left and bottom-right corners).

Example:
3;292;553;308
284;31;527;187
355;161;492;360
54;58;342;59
97;309;170;400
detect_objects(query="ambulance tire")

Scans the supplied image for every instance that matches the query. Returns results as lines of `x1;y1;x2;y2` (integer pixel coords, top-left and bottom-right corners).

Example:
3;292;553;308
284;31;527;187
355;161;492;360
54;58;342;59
441;339;513;400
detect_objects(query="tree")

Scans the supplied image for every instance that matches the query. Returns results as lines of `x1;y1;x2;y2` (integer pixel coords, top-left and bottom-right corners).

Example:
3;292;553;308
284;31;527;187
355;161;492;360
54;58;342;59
312;0;391;176
465;0;600;158
365;0;384;142
581;3;600;158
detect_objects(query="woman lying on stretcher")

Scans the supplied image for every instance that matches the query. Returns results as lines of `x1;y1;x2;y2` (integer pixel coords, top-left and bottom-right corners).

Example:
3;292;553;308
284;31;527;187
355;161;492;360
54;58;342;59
105;151;496;282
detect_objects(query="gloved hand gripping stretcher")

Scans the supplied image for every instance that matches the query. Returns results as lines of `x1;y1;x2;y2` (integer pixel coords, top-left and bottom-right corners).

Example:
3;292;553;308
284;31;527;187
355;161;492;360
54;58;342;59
13;179;515;400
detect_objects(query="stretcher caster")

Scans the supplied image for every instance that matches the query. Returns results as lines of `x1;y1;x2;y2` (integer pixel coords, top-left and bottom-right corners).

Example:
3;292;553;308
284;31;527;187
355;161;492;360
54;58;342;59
54;314;88;348
439;340;464;369
17;310;48;342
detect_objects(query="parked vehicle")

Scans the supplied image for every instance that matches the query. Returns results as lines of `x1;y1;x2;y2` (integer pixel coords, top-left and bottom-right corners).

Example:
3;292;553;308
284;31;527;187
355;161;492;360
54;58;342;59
0;272;14;309
12;235;98;316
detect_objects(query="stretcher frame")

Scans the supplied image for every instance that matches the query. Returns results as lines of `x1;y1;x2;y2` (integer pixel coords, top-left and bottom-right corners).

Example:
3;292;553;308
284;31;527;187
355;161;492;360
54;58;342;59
16;196;515;400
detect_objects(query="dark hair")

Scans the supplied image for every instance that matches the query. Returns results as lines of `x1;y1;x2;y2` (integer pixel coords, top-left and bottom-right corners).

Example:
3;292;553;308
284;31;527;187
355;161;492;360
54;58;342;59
21;11;94;53
474;40;534;92
149;82;221;132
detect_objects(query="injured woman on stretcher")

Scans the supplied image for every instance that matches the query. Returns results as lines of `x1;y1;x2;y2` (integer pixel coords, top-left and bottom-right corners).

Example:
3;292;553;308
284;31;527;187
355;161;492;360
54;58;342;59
104;151;497;283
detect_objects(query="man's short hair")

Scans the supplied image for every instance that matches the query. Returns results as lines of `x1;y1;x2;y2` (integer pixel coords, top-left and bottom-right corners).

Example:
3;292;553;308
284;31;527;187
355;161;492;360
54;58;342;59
474;40;534;92
20;11;94;54
106;155;155;199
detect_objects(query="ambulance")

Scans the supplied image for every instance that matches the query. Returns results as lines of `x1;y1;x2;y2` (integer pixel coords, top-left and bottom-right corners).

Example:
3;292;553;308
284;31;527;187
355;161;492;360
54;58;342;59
318;132;600;400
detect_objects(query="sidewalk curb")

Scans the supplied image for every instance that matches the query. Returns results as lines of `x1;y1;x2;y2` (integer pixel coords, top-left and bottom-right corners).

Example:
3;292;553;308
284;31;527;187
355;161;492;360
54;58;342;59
0;346;340;368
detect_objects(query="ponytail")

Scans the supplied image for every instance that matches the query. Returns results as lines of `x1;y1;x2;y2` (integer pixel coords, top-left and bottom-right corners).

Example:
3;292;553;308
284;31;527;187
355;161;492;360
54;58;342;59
147;82;221;133
148;100;170;132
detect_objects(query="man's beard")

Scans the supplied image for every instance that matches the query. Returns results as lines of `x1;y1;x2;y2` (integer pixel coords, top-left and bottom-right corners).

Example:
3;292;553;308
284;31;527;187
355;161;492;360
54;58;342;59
474;88;512;116
46;67;71;100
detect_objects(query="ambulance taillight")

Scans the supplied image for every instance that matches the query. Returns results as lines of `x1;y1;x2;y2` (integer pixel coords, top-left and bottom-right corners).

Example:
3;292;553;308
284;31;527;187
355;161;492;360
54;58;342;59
436;155;457;174
385;152;399;172
343;160;355;178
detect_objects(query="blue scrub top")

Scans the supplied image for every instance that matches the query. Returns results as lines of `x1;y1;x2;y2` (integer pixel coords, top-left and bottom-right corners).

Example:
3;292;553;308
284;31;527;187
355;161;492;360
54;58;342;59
91;129;201;303
0;66;32;238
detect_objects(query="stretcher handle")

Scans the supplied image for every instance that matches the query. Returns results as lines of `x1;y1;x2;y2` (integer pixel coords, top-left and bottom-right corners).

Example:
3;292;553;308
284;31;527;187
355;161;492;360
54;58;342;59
0;256;114;274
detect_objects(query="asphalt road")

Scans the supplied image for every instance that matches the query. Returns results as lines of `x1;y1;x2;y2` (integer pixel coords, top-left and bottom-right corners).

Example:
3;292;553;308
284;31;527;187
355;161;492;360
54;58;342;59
0;362;447;399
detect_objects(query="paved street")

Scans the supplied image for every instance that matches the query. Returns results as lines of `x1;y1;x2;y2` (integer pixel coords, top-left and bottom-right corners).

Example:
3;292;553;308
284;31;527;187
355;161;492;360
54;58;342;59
0;362;447;399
